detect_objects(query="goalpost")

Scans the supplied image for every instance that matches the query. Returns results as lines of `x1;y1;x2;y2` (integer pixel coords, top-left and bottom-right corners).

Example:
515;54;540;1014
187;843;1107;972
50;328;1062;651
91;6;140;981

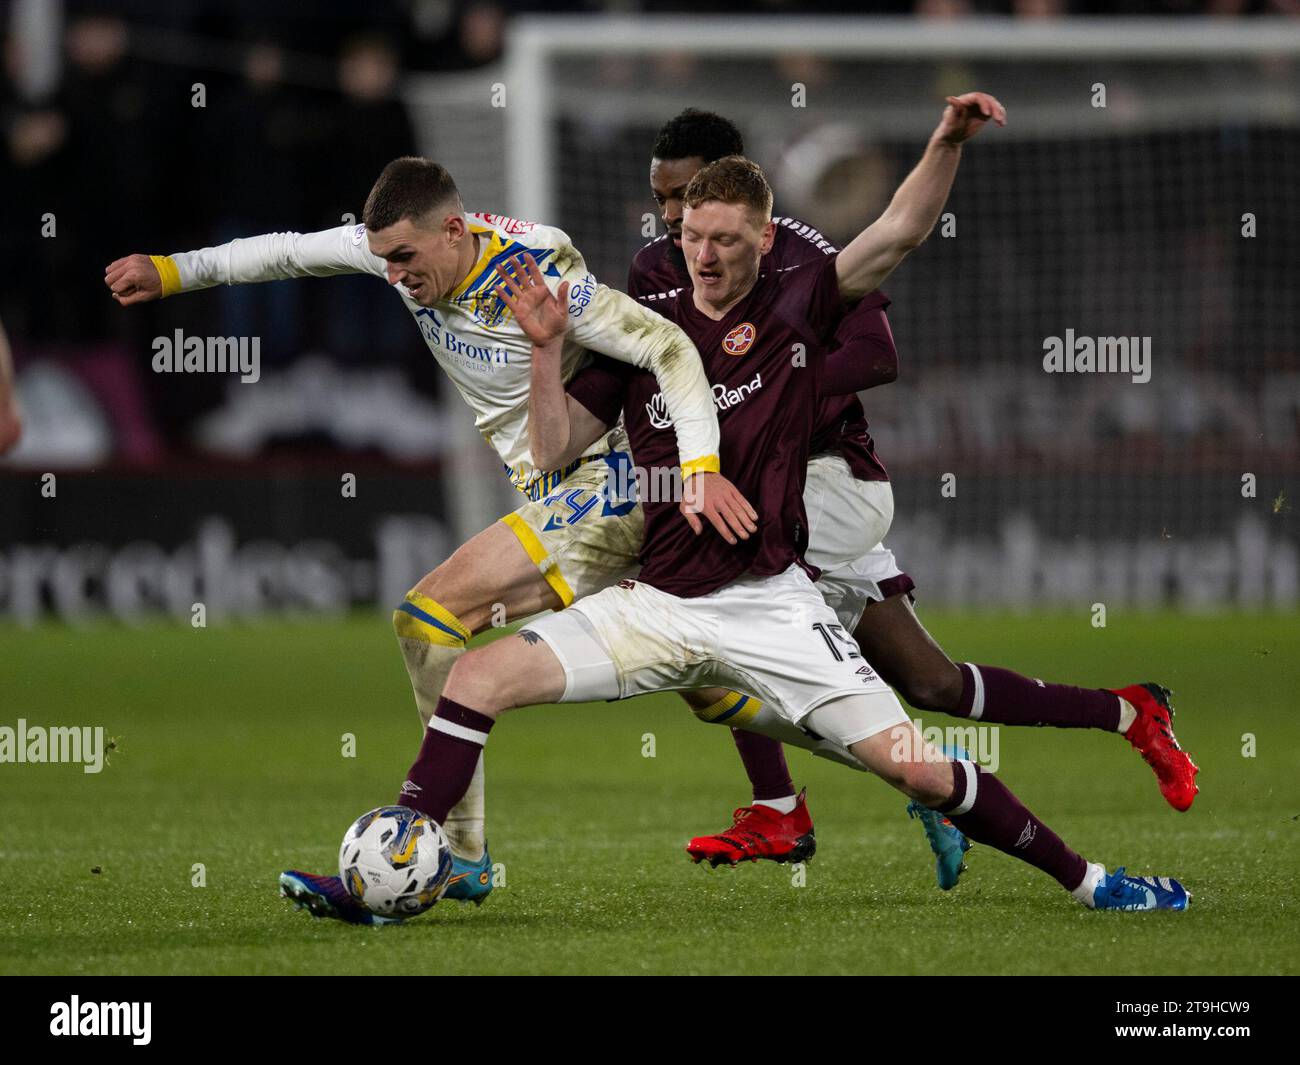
504;16;1300;226
489;16;1300;611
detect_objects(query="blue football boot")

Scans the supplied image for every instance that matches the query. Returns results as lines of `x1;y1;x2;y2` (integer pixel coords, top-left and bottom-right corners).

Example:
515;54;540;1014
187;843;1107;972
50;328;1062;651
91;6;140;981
907;801;971;890
907;742;973;891
1091;867;1191;911
441;846;494;906
279;870;404;926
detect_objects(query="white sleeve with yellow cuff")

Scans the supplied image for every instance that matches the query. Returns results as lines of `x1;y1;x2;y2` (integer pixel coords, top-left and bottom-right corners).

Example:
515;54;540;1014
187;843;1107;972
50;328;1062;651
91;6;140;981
150;225;388;297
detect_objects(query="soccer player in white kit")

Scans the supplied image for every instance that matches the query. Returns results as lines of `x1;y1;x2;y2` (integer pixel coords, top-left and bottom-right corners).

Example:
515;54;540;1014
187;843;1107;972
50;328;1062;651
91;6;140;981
105;158;757;905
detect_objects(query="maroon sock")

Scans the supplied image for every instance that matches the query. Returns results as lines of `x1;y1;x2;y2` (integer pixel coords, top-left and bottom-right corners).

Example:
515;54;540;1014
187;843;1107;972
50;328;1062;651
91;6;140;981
939;761;1087;891
730;728;795;802
956;663;1121;731
396;697;494;823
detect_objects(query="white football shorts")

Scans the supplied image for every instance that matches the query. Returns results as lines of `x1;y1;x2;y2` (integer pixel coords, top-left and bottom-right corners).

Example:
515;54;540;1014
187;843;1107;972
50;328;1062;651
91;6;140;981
522;563;910;748
803;453;915;632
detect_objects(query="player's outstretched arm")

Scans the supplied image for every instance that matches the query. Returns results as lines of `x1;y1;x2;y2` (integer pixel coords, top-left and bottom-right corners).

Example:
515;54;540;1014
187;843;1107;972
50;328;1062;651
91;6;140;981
105;226;388;306
836;92;1005;301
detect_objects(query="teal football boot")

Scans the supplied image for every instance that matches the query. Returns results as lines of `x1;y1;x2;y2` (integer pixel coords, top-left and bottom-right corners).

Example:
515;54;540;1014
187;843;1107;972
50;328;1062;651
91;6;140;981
907;741;973;890
907;801;971;890
442;846;494;905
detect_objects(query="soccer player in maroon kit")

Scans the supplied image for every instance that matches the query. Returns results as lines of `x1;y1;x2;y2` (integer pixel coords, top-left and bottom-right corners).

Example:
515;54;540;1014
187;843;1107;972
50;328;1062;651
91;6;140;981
372;93;1189;914
627;109;1199;870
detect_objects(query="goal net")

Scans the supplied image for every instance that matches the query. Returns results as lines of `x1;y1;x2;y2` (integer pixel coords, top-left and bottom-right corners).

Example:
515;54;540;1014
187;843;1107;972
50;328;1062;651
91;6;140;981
480;17;1300;611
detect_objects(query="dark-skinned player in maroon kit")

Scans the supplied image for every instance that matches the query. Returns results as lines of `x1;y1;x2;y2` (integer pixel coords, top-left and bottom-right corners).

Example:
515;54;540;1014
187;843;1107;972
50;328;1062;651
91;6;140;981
361;93;1190;914
627;109;1198;873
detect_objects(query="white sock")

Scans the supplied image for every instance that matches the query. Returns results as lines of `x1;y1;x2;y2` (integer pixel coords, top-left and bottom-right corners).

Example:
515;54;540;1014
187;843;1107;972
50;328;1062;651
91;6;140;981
754;794;797;815
1116;697;1137;734
442;753;487;862
1071;861;1107;908
396;637;466;730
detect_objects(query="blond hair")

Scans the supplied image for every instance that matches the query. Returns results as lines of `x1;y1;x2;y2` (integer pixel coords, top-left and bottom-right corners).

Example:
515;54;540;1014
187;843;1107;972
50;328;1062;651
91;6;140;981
682;155;773;222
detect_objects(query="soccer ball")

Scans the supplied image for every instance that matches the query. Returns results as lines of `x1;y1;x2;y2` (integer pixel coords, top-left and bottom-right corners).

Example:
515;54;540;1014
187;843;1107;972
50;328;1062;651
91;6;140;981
338;805;453;918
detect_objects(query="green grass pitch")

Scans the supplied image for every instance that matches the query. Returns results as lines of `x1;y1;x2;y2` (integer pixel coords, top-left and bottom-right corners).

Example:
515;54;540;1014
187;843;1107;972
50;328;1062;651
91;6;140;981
0;610;1296;975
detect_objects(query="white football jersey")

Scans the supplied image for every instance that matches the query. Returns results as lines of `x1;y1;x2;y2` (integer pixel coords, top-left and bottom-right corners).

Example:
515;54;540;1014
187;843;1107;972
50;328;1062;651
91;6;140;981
166;213;720;499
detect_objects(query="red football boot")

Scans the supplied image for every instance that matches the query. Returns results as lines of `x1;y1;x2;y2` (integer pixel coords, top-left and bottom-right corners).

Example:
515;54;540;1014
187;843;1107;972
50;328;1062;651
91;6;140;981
1112;683;1200;811
686;788;816;867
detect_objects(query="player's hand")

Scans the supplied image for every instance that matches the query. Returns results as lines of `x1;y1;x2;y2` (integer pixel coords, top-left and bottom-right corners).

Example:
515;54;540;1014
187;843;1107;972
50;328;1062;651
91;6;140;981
104;254;164;306
934;92;1006;145
494;253;570;348
680;471;759;545
0;402;22;456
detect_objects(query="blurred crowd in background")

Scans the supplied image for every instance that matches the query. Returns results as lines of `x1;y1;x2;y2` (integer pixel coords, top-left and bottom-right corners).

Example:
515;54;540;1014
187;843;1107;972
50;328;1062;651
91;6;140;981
1;0;1296;621
1;0;1297;469
3;2;435;461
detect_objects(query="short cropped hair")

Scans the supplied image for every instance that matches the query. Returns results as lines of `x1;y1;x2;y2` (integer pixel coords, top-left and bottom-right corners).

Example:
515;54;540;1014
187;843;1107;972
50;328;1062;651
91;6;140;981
363;157;462;231
652;108;744;164
682;155;773;222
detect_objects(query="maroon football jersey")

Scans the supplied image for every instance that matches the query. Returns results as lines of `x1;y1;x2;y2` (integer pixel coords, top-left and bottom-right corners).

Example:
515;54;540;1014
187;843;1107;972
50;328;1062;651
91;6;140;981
570;255;845;598
628;216;891;482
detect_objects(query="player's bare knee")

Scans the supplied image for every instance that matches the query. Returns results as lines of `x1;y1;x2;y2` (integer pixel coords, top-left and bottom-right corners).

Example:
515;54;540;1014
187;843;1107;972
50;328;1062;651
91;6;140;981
392;576;478;650
445;633;565;715
443;652;507;716
909;758;957;807
867;736;951;804
411;567;484;633
860;734;911;790
933;664;964;711
413;563;449;603
888;760;936;803
901;664;963;712
681;687;729;717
